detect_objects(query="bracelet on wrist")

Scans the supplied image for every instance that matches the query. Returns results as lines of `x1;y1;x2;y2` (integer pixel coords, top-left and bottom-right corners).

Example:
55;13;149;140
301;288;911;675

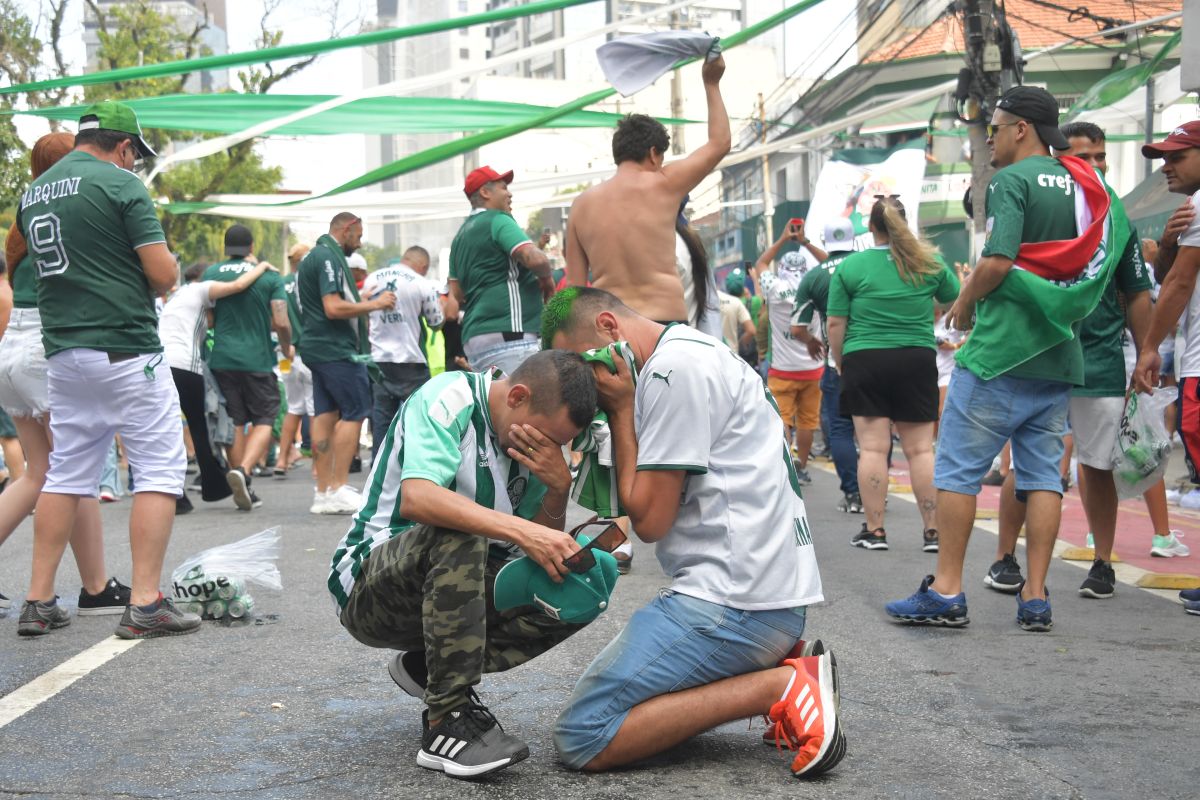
540;496;566;520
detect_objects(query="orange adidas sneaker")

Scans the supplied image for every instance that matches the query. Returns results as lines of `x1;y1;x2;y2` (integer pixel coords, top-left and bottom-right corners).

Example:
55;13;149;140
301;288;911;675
766;651;846;777
762;639;827;744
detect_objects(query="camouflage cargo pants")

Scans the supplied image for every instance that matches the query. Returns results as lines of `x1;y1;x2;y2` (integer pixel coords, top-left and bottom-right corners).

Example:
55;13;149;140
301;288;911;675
339;524;586;718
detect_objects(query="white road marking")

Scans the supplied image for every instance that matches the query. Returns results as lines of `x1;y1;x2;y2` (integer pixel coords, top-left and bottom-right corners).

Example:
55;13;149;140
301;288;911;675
0;636;141;729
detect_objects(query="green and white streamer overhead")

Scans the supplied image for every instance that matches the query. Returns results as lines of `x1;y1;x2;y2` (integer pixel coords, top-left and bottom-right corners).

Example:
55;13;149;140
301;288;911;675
11;95;692;136
1067;30;1181;119
164;0;828;214
0;0;601;97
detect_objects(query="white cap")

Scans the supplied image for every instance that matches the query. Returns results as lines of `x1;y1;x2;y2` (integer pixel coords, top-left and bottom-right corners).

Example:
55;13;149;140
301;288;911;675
779;251;808;271
823;219;856;253
347;252;369;272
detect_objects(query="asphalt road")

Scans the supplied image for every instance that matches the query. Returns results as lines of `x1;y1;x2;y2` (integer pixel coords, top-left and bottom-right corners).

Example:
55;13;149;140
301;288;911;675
0;458;1197;799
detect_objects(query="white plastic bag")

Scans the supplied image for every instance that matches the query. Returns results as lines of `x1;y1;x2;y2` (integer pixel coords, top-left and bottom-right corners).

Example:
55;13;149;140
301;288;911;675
1111;391;1173;500
170;527;282;597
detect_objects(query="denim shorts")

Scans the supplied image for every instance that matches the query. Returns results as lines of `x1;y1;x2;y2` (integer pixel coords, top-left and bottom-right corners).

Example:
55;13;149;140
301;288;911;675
935;366;1070;496
553;590;807;770
309;359;371;421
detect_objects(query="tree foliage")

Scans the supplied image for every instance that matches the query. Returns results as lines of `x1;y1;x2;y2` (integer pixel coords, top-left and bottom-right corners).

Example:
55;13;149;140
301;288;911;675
0;0;72;212
3;0;339;268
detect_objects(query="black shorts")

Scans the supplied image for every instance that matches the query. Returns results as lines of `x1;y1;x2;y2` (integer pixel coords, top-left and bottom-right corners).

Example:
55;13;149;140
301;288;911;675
214;370;280;427
839;347;938;423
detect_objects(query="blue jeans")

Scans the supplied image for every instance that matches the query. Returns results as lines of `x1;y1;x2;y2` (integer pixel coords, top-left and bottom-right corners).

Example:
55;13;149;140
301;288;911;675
462;336;540;377
935;367;1070;496
370;363;430;464
553;590;807;770
820;368;858;494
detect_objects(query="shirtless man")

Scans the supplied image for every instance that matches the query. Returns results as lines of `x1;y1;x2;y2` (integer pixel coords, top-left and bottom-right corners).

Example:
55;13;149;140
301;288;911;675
565;55;730;322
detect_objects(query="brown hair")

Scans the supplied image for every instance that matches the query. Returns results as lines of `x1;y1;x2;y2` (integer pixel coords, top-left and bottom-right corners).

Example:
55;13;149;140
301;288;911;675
6;132;76;283
868;199;942;285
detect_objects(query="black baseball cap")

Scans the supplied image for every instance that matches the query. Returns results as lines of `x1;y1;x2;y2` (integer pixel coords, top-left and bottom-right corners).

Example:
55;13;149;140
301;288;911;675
224;224;253;257
995;86;1069;151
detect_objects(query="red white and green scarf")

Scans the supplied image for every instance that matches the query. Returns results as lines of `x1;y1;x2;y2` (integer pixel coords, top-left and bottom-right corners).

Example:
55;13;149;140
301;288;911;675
956;155;1131;380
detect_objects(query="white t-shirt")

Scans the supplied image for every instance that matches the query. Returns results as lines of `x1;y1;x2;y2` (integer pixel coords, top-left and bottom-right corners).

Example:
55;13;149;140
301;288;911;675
634;325;824;610
717;291;751;349
933;316;964;387
362;264;445;365
674;233;722;339
159;281;214;374
759;266;823;373
1176;191;1200;378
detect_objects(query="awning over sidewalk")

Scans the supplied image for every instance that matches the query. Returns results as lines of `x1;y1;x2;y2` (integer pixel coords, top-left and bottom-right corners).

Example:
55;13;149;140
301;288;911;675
858;97;941;136
1123;169;1184;241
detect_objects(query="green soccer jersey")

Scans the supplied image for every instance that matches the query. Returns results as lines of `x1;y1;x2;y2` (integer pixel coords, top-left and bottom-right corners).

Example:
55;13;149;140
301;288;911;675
11;254;37;309
978;155;1084;384
791;252;852;365
297;239;358;365
327;369;547;609
283;273;303;353
203;259;286;373
15;150;165;357
1074;225;1150;397
449;209;539;343
826;247;959;355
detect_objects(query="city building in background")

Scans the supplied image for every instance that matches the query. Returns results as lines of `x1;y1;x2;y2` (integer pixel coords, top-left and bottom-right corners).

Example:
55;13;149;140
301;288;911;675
83;0;229;93
714;0;1182;285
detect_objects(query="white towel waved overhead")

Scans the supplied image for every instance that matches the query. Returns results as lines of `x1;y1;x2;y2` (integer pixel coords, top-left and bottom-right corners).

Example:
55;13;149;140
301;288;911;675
596;31;721;97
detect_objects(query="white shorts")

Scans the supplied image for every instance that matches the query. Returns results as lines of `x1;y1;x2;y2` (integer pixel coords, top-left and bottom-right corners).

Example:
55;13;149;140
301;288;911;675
0;308;50;418
45;348;186;496
282;354;315;416
1068;395;1125;470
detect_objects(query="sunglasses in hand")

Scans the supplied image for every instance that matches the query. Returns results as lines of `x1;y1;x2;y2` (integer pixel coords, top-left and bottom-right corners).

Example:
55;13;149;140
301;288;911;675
562;519;628;574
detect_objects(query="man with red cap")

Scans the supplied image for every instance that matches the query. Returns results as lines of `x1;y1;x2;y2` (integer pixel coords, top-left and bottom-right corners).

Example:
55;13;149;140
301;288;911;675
1135;119;1200;524
448;166;553;376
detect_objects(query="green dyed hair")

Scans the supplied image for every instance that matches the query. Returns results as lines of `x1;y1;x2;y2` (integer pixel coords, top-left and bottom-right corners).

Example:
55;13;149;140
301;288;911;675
541;286;582;349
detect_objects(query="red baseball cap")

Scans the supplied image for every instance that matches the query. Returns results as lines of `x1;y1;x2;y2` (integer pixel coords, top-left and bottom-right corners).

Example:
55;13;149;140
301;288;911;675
464;165;514;197
1142;121;1200;159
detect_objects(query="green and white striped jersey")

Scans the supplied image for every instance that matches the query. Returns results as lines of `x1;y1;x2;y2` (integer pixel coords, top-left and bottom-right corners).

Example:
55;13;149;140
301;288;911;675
327;369;547;609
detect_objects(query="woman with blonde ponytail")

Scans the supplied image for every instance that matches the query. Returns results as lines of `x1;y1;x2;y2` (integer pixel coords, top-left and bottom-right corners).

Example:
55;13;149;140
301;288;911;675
826;197;960;554
0;132;131;621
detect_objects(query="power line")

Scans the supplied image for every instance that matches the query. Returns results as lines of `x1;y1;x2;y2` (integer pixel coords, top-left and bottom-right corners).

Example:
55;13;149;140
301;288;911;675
757;0;911;140
797;3;953;133
758;3;861;110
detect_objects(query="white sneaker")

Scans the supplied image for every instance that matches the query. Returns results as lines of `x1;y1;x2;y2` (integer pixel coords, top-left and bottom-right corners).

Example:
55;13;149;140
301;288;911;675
1180;489;1200;510
325;484;362;515
1151;531;1190;558
309;489;330;515
1166;488;1183;505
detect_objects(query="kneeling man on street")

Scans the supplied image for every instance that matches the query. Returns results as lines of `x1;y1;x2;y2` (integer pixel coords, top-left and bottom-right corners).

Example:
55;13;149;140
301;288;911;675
329;349;598;778
542;287;846;778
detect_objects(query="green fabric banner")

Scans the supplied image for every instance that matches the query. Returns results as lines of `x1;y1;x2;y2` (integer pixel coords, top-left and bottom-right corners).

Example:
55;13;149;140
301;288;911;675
0;0;600;97
164;0;826;215
1067;30;1181;118
10;94;692;136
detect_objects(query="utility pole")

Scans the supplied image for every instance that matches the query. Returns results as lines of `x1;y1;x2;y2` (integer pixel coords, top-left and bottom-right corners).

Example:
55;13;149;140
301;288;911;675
1143;25;1156;182
759;92;774;246
670;11;685;154
962;0;1003;257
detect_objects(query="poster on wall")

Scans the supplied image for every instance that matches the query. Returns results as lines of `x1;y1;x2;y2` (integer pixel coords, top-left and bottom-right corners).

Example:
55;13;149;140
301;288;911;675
804;141;927;254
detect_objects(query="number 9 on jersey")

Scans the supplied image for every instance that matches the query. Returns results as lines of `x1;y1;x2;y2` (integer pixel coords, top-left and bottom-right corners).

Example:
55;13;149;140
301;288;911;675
29;212;69;278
